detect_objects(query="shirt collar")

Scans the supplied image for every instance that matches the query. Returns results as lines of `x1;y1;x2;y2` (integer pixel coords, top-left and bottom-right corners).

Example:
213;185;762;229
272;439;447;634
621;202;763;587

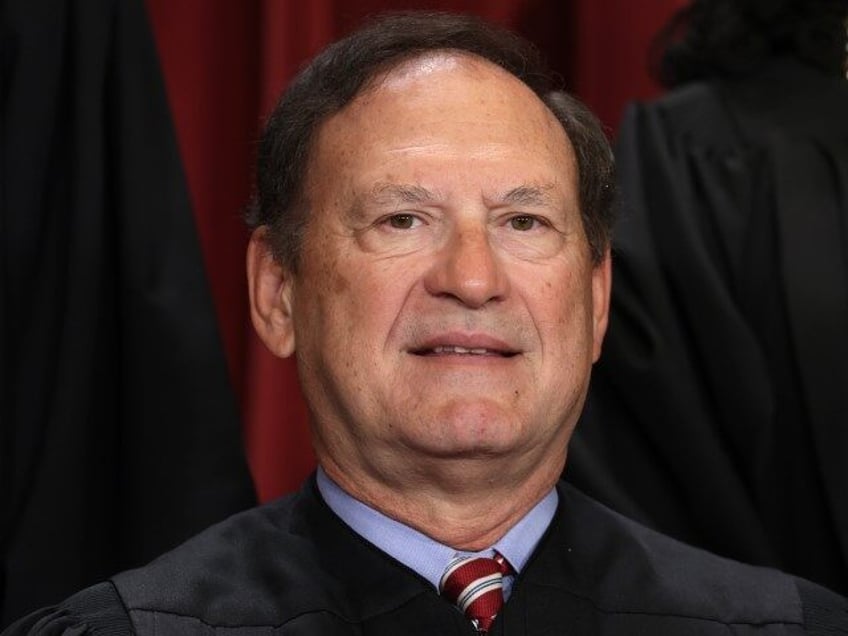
316;467;557;592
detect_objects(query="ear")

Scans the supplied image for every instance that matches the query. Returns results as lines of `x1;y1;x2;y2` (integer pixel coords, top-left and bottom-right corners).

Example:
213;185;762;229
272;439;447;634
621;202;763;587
247;228;296;358
590;249;612;363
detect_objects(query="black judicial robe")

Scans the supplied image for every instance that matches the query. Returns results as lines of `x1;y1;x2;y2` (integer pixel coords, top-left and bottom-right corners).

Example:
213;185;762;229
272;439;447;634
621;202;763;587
569;57;848;594
6;478;848;635
2;0;255;625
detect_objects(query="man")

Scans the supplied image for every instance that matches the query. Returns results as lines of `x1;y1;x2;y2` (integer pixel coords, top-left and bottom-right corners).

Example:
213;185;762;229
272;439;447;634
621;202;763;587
6;11;848;635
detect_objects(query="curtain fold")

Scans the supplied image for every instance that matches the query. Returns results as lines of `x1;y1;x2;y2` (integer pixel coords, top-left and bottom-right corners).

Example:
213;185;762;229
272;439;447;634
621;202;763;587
1;0;256;625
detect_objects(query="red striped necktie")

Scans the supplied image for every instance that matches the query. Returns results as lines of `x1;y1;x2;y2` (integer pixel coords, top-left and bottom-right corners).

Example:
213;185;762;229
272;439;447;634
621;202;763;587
439;553;512;633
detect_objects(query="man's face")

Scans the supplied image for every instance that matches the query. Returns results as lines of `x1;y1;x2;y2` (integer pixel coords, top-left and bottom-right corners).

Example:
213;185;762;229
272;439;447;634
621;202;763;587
250;54;610;487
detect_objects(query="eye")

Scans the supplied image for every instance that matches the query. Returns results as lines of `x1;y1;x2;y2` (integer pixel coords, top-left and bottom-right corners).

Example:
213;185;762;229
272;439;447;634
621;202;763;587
384;213;421;229
509;215;542;231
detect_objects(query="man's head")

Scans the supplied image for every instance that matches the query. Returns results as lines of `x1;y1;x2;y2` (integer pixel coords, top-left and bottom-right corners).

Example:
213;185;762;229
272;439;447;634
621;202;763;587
247;12;615;271
247;12;615;531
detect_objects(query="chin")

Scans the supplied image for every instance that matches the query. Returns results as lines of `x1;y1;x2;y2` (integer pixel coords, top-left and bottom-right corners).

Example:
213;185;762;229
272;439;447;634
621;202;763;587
403;402;529;457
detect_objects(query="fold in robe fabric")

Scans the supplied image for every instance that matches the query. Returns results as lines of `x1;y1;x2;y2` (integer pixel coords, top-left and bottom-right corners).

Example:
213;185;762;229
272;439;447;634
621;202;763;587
568;57;848;595
1;0;256;626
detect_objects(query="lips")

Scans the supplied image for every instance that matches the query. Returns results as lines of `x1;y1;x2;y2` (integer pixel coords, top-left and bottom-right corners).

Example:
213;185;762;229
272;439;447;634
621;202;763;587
409;335;520;358
431;345;500;355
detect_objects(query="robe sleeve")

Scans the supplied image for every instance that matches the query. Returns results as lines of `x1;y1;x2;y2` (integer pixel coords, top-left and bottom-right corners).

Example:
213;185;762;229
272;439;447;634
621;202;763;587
798;578;848;634
2;584;131;635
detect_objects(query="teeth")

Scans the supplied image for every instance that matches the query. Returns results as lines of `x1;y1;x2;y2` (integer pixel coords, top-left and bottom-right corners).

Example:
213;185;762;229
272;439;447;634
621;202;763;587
432;346;492;355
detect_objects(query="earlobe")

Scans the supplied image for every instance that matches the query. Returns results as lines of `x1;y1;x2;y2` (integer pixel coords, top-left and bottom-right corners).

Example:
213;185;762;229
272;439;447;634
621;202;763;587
246;228;296;358
590;249;612;362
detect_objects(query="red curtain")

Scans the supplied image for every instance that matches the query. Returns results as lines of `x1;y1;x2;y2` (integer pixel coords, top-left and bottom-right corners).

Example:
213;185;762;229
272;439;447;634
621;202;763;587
145;0;686;503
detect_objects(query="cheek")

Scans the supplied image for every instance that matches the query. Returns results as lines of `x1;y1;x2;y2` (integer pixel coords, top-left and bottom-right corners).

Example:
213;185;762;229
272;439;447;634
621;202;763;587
530;267;579;315
525;265;596;352
302;247;417;351
308;232;350;294
330;257;350;295
294;242;351;355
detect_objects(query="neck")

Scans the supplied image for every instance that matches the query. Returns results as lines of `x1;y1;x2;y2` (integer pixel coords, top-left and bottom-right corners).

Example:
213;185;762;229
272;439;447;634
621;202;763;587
319;451;564;550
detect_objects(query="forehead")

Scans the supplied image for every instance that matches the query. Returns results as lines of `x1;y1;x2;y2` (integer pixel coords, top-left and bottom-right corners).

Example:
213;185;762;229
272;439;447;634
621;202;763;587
307;52;576;189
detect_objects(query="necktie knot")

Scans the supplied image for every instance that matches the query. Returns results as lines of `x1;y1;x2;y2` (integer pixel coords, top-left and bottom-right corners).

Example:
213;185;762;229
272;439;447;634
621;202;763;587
439;554;511;633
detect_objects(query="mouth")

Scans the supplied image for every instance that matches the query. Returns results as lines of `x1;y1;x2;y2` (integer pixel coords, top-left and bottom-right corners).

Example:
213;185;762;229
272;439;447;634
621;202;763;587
409;344;519;358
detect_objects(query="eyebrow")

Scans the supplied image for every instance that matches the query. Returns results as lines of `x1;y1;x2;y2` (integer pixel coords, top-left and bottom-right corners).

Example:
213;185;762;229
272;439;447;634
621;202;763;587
499;184;558;208
369;182;439;205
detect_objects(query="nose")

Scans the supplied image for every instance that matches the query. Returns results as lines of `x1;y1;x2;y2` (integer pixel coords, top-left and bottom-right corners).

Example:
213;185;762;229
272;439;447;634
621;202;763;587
423;224;509;308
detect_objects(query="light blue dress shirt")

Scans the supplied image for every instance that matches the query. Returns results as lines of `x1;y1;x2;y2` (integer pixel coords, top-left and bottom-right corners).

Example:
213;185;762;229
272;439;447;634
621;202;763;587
316;467;558;600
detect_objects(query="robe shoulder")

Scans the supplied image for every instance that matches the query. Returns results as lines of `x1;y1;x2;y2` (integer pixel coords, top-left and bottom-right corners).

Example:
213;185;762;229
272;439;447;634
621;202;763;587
2;583;132;634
